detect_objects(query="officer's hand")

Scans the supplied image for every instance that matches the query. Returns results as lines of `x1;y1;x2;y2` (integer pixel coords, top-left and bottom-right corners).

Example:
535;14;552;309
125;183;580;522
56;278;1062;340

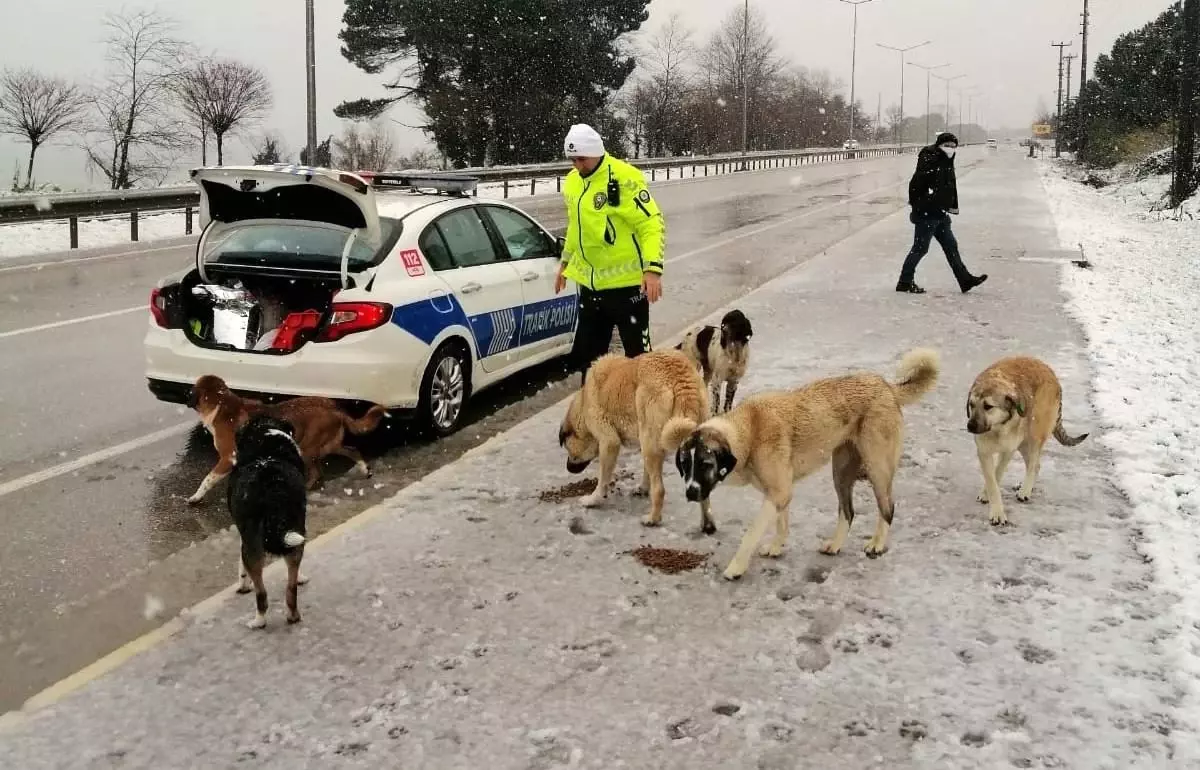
554;264;567;294
642;272;662;304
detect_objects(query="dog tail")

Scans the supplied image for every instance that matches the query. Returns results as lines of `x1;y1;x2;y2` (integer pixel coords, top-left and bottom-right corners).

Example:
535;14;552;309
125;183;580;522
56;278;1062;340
342;404;388;435
660;370;708;452
1052;401;1089;447
283;531;306;548
891;348;941;407
661;416;700;453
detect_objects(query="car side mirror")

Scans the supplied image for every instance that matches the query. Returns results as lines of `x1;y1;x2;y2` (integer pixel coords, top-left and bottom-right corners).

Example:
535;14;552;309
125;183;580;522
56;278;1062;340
555;235;566;255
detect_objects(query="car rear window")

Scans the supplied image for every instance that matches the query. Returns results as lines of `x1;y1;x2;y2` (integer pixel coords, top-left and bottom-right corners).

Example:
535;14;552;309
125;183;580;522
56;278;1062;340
204;218;402;270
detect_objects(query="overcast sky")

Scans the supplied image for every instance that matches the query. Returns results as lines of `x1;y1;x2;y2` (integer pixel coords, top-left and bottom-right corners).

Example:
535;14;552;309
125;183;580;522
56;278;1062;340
0;0;1169;190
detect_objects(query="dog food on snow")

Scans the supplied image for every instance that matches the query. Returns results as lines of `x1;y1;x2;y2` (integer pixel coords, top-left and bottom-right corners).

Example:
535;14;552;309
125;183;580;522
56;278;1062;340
630;546;709;574
537;478;598;503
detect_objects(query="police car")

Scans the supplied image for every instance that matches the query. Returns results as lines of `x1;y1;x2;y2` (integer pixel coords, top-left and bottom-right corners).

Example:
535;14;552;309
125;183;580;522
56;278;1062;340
144;165;579;436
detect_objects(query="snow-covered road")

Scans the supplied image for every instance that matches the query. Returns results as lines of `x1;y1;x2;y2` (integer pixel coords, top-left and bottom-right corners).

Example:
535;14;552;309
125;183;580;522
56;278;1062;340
0;151;1191;769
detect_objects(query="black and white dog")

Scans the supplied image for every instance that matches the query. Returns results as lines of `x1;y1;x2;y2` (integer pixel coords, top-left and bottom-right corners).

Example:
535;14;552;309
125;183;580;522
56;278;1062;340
228;414;308;629
675;309;754;414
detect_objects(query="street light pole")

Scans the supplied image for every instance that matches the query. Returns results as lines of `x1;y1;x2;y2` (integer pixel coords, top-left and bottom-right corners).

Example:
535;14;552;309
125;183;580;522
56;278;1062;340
305;0;317;166
840;0;875;142
877;40;930;147
908;61;950;145
740;0;749;170
932;72;965;137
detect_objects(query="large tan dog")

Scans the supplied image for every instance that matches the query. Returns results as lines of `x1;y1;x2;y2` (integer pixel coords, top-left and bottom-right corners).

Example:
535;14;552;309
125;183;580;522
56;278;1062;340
558;350;713;532
187;375;387;503
966;355;1089;526
675;348;940;580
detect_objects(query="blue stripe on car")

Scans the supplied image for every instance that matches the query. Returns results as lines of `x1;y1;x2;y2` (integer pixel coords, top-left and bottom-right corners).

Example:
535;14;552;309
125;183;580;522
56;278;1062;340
390;293;578;358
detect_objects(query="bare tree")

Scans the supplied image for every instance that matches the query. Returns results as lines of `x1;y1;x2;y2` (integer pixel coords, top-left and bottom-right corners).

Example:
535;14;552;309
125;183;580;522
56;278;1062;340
333;122;396;171
637;14;696;156
0;69;89;189
177;58;272;166
84;9;189;189
612;81;656;158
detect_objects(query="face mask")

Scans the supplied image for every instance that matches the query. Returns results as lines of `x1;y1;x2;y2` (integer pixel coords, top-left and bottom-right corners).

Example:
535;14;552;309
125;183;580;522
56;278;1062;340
941;145;957;158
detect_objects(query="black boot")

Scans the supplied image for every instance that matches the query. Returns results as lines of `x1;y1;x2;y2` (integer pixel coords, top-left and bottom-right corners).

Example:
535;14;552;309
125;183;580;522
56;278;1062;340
960;274;989;294
895;281;926;294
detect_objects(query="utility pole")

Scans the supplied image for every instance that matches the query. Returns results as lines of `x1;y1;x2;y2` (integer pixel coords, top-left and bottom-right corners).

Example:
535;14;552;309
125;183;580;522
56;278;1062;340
908;61;950;145
1173;0;1199;206
932;72;965;137
1078;0;1090;157
877;92;882;144
740;0;749;170
305;0;317;166
839;0;875;142
877;41;930;148
1052;41;1072;158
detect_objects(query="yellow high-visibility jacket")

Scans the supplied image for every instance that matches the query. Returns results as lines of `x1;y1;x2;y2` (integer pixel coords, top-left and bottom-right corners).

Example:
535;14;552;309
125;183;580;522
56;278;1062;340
560;155;665;291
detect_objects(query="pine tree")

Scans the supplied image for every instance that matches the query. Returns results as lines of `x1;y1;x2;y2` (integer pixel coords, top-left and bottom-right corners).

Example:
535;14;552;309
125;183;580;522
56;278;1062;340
337;0;650;167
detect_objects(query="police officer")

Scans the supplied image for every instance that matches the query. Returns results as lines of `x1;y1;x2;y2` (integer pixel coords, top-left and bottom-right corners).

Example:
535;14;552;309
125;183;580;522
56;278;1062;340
554;123;665;382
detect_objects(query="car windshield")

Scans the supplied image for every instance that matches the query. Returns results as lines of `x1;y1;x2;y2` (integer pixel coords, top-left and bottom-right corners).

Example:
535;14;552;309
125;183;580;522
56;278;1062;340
203;218;401;270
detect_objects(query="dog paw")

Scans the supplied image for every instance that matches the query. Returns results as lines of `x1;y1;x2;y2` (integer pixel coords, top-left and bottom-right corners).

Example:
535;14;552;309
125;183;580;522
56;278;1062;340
632;487;649;498
760;542;784;558
1016;490;1032;503
579;492;605;508
247;615;267;630
236;583;253;595
864;541;889;559
722;562;747;581
287;613;302;625
186;495;204;506
701;520;717;536
818;541;842;556
641;515;662;528
976;492;989;504
989;512;1009;527
297;573;310;586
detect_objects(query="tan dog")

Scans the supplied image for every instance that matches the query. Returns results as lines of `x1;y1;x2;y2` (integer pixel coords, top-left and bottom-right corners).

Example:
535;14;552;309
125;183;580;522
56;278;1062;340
674;309;753;414
966;356;1089;526
187;375;388;503
558;350;713;532
675;348;940;580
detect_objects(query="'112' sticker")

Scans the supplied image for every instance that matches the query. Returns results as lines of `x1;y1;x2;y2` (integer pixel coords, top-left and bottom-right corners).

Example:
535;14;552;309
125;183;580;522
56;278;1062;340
400;249;426;277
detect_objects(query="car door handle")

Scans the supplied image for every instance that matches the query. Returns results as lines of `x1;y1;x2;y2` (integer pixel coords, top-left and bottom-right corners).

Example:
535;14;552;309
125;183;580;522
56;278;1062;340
461;282;483;294
521;271;539;282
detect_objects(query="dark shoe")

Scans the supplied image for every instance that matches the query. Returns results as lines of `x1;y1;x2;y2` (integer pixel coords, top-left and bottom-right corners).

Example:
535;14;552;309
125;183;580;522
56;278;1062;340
895;281;926;294
960;274;989;294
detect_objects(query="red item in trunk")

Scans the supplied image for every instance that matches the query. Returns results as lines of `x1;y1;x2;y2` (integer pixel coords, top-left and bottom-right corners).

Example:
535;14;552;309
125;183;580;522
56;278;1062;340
270;310;323;351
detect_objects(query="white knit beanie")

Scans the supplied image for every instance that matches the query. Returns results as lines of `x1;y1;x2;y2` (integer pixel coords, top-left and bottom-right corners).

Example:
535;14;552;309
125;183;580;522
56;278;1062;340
564;124;605;158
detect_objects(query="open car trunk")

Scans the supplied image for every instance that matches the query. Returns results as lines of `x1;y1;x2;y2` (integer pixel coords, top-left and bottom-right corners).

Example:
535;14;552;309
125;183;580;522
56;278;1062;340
172;268;343;354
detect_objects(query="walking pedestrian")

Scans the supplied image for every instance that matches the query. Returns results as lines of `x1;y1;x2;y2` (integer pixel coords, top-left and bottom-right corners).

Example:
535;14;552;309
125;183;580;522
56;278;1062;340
555;123;665;382
896;132;988;294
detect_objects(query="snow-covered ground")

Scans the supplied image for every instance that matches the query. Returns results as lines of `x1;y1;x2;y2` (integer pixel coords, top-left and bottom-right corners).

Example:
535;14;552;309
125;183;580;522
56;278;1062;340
0;156;857;262
1040;157;1200;720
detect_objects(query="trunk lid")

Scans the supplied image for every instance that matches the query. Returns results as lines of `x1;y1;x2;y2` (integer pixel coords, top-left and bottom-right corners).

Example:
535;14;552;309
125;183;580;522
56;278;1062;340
190;165;385;289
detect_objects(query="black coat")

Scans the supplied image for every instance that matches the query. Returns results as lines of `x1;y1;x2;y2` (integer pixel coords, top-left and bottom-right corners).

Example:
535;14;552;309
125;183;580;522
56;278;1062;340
908;145;958;216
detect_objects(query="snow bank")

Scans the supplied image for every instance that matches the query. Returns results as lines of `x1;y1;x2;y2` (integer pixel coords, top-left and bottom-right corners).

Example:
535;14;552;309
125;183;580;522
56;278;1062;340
1040;158;1200;713
0;211;190;261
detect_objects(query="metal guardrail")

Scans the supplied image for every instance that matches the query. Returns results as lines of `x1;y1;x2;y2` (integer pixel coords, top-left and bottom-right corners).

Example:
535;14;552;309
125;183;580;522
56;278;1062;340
0;143;919;250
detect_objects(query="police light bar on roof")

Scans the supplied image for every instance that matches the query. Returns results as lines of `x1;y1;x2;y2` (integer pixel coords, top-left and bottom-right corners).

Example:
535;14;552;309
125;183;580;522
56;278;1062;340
359;172;479;196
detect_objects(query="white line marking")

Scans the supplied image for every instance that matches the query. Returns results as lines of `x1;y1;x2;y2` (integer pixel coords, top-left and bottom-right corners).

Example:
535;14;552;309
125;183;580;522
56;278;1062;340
0;422;194;500
0;305;145;340
0;243;190;274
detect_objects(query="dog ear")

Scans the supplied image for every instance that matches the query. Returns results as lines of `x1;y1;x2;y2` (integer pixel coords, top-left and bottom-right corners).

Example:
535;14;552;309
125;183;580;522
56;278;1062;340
1005;395;1026;418
675;445;691;478
558;424;569;447
715;444;737;478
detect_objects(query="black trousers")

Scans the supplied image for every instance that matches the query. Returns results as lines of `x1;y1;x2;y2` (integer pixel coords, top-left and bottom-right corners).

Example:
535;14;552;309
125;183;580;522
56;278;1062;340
898;210;973;289
569;286;651;382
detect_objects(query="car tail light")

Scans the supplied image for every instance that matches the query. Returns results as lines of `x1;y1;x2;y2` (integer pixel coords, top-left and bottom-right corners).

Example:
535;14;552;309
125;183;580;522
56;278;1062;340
271;310;324;351
150;287;169;327
317;302;392;343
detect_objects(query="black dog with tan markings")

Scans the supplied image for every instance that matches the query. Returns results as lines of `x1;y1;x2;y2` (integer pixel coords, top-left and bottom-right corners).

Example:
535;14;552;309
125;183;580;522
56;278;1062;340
227;414;308;629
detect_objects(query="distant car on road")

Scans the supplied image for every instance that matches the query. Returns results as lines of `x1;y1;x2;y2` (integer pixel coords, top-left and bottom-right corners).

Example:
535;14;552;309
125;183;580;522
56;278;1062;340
987;139;998;150
842;138;861;151
145;165;579;437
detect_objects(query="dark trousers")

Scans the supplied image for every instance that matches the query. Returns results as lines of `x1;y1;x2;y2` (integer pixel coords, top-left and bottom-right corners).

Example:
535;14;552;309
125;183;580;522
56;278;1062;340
570;286;651;382
899;210;973;288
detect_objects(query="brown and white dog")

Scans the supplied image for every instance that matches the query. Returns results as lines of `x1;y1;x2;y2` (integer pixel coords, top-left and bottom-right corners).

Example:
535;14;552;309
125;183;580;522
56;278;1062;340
186;374;388;503
675;348;940;580
674;309;753;414
966;356;1089;526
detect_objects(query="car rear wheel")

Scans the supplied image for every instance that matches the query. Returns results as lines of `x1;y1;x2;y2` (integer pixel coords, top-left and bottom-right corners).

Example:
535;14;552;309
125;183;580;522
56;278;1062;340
417;341;470;437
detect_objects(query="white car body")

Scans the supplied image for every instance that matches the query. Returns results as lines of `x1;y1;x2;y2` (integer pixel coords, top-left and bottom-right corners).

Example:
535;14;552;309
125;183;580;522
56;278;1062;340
144;165;579;432
842;139;860;151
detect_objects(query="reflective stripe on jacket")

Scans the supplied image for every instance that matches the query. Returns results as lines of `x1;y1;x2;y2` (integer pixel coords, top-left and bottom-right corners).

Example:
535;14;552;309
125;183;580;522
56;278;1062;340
560;155;665;291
